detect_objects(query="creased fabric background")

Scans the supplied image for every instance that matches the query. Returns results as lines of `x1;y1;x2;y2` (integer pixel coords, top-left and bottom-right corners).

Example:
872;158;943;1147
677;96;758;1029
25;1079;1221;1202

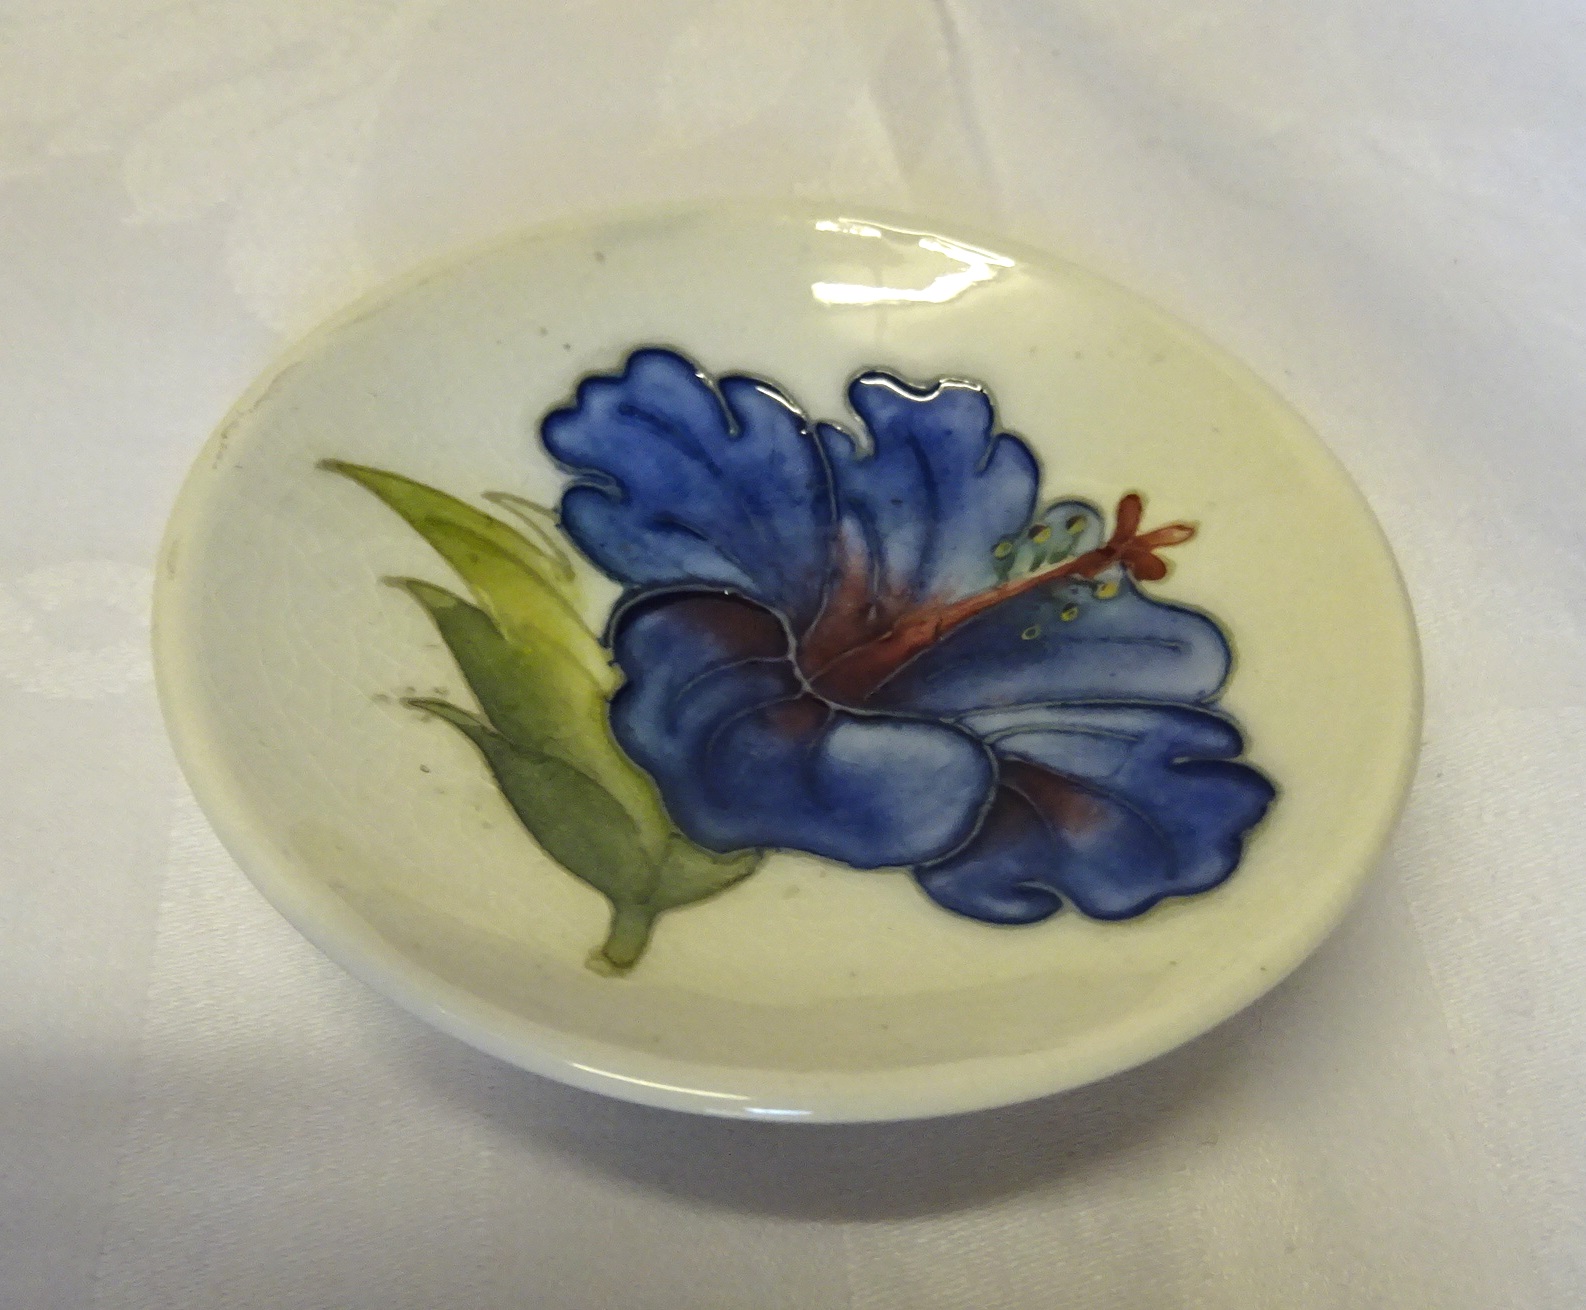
2;3;1582;1306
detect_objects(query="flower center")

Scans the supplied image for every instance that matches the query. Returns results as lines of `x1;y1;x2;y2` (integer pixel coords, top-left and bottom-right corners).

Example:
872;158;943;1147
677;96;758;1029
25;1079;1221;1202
799;494;1194;706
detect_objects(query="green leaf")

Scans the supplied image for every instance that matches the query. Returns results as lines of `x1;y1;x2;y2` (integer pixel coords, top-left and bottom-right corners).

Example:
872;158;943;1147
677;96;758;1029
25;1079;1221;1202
321;461;610;688
393;579;666;859
650;834;760;914
481;491;575;580
411;697;761;973
408;698;656;906
322;460;568;591
318;459;580;612
327;459;766;972
403;518;615;692
396;583;763;972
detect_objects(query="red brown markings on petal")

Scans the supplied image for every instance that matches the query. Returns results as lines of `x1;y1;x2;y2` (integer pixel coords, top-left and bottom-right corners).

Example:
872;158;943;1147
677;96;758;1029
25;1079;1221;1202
659;596;830;745
796;529;914;694
797;541;880;674
662;592;788;659
805;604;954;705
1002;760;1109;838
761;697;831;738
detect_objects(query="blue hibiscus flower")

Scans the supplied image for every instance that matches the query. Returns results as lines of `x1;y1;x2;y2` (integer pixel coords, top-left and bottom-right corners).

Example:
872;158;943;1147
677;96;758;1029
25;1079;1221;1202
540;348;1275;925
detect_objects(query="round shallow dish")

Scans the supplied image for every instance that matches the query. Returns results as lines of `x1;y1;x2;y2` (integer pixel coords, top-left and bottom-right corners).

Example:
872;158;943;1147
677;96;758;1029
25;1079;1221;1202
155;205;1420;1121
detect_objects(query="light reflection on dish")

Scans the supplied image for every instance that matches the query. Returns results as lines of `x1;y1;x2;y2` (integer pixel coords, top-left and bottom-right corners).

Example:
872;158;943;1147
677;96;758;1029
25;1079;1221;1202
811;217;1014;306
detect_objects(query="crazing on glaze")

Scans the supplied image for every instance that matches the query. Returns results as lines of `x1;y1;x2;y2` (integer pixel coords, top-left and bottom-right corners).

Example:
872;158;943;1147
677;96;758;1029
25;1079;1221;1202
327;348;1275;972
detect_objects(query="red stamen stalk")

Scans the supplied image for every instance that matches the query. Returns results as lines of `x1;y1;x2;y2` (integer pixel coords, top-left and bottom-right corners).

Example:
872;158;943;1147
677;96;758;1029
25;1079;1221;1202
807;494;1194;704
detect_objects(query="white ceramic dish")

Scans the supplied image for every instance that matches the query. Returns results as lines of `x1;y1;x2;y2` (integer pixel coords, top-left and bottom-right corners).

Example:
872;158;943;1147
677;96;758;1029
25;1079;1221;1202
154;205;1420;1121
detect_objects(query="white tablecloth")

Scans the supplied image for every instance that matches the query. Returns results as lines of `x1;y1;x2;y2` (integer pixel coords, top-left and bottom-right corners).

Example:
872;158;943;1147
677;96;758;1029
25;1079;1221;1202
3;4;1581;1306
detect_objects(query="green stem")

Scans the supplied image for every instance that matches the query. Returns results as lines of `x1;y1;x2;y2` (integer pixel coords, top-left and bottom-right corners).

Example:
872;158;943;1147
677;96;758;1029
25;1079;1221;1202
592;903;657;974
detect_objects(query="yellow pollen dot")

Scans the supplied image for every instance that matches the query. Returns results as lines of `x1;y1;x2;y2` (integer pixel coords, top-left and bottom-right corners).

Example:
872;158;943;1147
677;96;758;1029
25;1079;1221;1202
1029;524;1051;543
1021;624;1041;640
1095;580;1120;599
993;539;1014;558
1060;603;1081;621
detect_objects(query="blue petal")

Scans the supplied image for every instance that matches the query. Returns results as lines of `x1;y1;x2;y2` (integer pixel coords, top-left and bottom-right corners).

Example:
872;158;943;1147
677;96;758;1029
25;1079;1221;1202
914;703;1276;922
984;702;1274;892
817;372;1038;612
541;349;835;629
871;576;1233;714
608;590;996;868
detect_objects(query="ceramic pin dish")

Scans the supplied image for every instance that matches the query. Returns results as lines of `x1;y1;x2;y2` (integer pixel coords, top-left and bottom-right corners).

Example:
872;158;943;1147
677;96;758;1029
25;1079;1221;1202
154;206;1420;1121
